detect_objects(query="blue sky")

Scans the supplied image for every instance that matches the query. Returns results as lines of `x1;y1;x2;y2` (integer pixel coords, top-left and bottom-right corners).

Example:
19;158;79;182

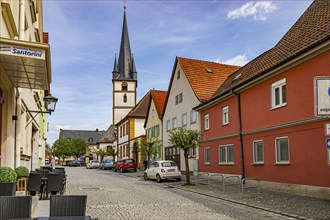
43;0;313;145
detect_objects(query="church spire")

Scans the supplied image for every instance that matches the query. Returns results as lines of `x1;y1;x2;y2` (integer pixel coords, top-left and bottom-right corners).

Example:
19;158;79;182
113;3;136;81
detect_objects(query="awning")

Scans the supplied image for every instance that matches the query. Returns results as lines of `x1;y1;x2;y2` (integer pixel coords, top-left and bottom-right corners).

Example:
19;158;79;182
0;37;51;90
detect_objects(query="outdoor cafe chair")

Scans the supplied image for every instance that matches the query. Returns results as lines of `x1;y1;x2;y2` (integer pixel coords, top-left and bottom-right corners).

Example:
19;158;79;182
26;172;44;199
45;172;65;199
50;195;87;217
0;195;32;219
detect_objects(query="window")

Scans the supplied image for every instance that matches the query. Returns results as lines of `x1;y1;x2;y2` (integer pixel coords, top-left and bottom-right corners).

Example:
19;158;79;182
181;113;187;127
191;110;197;124
175;93;183;105
122;82;128;91
204;114;209;130
253;141;264;163
219;145;234;164
155;124;159;137
151;109;155;117
271;79;286;109
166;120;171;132
222;106;229;125
190;147;196;157
148;128;152;139
204;147;210;164
275;137;289;163
172;118;177;129
123;94;127;103
177;70;180;79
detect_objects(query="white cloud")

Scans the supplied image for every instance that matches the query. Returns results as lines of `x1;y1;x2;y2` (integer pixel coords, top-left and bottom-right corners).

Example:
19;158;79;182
227;1;277;21
215;54;249;66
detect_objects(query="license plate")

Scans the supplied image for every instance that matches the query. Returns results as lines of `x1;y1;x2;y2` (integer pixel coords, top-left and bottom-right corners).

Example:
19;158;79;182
168;169;175;172
129;164;132;166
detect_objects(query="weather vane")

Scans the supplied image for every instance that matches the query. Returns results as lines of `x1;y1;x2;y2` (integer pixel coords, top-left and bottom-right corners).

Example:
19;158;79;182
124;0;126;11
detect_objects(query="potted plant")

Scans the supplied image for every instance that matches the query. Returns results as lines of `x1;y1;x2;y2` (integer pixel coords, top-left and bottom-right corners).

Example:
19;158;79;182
0;167;17;196
15;166;29;178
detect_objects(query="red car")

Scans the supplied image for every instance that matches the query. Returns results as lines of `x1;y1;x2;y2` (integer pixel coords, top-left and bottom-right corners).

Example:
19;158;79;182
114;158;137;173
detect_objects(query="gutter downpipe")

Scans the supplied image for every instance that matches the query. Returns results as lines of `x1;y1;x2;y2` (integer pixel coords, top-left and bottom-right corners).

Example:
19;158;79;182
14;0;25;168
235;91;245;180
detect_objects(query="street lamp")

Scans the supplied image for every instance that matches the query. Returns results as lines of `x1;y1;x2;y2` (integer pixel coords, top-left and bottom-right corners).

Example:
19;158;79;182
29;94;58;115
43;94;58;114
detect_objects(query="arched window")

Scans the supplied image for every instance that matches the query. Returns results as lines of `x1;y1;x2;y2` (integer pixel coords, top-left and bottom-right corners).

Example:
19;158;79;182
123;94;127;103
122;82;128;91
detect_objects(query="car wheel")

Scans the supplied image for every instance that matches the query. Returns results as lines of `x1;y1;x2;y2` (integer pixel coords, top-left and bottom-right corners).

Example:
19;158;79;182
114;168;117;172
156;174;162;183
144;173;148;180
176;178;181;182
134;168;137;172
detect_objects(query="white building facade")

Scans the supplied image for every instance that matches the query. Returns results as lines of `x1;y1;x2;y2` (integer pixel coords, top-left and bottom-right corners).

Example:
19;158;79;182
0;0;53;170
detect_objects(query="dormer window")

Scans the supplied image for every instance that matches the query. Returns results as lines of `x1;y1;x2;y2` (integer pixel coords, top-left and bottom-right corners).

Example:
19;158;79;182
122;82;128;91
206;68;213;73
88;138;93;142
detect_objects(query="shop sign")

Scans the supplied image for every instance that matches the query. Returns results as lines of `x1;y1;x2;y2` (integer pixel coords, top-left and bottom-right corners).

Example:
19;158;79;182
0;44;45;59
314;77;330;117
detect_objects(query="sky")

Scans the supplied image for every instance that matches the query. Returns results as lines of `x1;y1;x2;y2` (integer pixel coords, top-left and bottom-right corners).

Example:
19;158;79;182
43;0;313;146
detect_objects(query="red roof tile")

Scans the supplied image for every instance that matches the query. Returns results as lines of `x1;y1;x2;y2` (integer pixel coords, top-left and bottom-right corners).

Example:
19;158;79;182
177;57;240;102
150;90;167;118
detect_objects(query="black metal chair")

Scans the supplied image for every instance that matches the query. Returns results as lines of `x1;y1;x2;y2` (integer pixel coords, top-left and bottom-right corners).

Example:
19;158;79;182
50;195;87;217
26;172;44;199
0;195;32;219
45;172;66;199
0;182;16;196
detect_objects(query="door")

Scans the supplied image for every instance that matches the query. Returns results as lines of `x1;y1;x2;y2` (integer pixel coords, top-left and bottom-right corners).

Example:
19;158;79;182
165;146;181;170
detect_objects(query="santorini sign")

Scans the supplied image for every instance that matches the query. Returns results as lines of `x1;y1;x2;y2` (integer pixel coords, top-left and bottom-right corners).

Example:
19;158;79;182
314;77;330;117
0;44;45;59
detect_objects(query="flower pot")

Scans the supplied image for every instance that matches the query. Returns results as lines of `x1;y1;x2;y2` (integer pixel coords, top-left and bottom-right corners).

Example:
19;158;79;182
0;182;16;196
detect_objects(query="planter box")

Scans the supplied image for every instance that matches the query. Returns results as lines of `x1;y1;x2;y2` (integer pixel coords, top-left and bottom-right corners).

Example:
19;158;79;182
0;182;16;196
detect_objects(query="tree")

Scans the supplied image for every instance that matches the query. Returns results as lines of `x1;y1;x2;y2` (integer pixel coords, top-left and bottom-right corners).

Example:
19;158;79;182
96;149;109;162
52;138;72;163
139;137;162;162
107;147;118;162
168;127;201;185
71;138;86;159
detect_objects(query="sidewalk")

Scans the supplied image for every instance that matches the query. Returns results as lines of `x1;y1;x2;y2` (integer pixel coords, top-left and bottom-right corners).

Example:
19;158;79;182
126;170;330;220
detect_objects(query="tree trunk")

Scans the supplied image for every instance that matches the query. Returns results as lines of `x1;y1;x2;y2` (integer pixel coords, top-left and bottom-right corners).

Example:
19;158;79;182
184;149;190;185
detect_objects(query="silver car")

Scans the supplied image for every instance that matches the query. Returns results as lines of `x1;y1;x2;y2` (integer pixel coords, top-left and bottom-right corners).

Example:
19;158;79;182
86;160;100;169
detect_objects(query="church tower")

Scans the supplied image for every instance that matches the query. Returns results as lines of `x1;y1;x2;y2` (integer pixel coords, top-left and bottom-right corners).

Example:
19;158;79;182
112;5;137;125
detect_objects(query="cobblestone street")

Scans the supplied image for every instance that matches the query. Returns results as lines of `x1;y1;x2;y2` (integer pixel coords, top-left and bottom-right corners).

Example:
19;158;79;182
62;167;329;220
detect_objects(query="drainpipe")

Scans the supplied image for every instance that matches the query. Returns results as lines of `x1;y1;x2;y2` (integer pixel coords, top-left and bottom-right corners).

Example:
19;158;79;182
14;89;22;168
19;0;26;40
236;93;245;179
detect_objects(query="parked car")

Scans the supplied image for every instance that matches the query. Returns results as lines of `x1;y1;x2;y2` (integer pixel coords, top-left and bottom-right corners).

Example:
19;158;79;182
86;160;100;169
99;159;114;170
114;158;137;173
67;160;80;167
144;160;181;182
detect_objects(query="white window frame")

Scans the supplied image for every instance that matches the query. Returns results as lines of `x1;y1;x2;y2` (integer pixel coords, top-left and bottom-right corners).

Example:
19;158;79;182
204;147;210;164
271;78;287;109
204;114;209;130
219;144;234;164
166;120;171;132
191;110;197;124
151;109;155;117
182;113;187;127
172;117;177;129
222;106;229;125
275;136;290;164
253;140;264;164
